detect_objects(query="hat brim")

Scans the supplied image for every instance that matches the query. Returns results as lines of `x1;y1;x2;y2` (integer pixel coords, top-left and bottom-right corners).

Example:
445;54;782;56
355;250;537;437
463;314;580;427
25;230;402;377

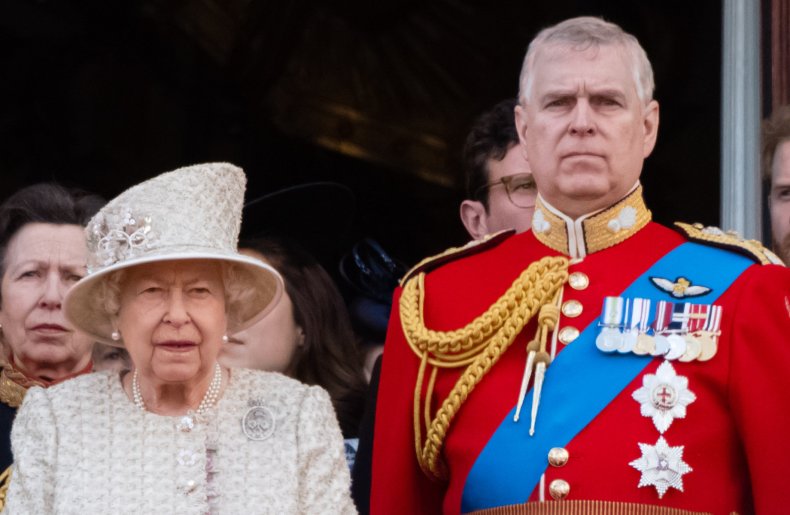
64;251;283;347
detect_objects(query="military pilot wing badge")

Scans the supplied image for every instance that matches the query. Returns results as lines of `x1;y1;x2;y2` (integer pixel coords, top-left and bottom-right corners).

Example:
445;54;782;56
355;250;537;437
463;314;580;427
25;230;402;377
649;276;711;299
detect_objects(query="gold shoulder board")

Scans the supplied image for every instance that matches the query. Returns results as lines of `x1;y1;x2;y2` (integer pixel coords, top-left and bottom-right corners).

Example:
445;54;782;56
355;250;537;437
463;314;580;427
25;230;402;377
674;222;784;266
400;229;515;286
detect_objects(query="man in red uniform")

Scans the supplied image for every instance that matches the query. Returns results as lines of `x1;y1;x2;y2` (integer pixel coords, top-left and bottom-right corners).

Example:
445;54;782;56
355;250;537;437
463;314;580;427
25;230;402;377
372;16;790;515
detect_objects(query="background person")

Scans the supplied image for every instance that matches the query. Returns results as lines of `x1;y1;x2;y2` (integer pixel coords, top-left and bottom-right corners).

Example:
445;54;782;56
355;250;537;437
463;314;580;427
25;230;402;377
220;236;367;443
5;163;355;514
459;98;537;240
0;182;102;503
762;104;790;264
91;342;132;373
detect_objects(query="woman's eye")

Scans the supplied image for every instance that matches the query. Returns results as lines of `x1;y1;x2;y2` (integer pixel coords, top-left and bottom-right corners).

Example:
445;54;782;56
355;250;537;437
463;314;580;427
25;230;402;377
19;270;39;279
190;287;211;296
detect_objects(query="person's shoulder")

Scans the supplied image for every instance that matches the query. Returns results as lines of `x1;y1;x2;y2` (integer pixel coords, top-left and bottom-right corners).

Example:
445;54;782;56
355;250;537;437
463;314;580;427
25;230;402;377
400;229;516;285
46;370;114;398
673;222;784;266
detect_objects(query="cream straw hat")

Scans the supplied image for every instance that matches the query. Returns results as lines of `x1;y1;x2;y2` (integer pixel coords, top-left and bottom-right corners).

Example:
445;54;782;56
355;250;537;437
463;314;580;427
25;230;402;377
64;162;283;346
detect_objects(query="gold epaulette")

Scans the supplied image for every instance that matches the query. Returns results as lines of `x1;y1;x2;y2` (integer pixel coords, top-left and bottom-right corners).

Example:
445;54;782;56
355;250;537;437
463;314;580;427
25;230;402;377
674;222;784;266
400;229;515;286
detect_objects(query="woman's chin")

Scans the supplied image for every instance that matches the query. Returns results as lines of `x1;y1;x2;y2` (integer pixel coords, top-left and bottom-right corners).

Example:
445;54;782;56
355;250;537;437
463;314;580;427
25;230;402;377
150;363;204;384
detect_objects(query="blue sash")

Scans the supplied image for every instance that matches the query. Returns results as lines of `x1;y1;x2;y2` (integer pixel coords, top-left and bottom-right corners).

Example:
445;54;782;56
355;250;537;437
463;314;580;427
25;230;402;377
461;242;753;512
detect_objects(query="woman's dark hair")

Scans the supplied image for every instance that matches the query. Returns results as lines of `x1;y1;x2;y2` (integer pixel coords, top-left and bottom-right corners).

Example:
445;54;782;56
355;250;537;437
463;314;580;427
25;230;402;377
242;236;368;438
0;183;105;295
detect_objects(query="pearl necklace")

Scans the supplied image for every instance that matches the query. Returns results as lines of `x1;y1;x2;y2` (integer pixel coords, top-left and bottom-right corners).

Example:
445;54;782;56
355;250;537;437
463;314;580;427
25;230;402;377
132;362;223;415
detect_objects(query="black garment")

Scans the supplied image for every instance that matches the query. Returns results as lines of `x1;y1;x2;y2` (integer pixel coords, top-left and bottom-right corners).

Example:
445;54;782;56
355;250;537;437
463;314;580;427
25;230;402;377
0;401;15;474
350;354;381;515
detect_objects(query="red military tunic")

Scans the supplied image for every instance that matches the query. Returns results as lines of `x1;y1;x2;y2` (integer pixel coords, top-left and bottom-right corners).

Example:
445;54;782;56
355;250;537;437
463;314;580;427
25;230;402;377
371;188;790;515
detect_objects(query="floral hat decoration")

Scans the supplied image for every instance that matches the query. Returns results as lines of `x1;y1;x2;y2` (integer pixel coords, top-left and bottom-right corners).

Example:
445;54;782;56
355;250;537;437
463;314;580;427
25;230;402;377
64;162;284;346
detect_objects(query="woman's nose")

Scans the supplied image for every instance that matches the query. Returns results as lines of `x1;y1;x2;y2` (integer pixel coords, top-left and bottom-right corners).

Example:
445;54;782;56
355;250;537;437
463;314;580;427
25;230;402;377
162;291;190;327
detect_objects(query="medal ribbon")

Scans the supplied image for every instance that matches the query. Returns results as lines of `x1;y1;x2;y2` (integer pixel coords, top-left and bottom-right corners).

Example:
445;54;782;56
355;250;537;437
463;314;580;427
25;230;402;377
461;242;753;512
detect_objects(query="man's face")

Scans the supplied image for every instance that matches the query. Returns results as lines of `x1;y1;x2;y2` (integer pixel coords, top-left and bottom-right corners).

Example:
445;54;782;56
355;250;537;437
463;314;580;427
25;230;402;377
769;140;790;264
460;144;536;240
516;44;659;217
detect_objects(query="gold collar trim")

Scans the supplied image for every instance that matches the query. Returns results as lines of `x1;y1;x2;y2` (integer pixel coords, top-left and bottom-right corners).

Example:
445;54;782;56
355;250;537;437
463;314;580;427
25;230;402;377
531;186;651;259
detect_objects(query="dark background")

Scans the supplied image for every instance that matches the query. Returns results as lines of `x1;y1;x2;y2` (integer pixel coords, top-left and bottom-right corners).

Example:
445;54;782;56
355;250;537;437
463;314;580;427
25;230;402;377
1;0;723;268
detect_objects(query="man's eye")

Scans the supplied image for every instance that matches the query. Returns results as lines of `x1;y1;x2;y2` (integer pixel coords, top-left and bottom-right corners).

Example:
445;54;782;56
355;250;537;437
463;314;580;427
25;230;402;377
19;270;39;279
546;97;572;108
593;97;620;107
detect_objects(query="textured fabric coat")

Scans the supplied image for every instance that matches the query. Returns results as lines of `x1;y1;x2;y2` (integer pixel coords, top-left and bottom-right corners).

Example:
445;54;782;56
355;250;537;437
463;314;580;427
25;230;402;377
4;368;356;514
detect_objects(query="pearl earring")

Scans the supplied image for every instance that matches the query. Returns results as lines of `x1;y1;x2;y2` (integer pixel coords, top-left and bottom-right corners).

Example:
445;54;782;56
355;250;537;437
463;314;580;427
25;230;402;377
111;330;121;341
222;335;229;343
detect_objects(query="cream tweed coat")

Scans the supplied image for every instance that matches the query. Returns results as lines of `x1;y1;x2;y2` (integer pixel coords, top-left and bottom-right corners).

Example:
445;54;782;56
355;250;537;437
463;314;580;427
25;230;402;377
3;368;356;514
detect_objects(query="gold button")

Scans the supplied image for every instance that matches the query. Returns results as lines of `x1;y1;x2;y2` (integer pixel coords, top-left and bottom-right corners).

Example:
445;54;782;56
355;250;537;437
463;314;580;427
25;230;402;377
561;300;583;318
568;272;589;290
558;326;579;345
548;447;569;467
549;479;570;500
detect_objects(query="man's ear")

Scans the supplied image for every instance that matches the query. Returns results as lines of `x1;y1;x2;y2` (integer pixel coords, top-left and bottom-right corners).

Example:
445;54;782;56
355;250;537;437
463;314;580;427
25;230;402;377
514;103;528;149
642;100;660;158
460;200;489;240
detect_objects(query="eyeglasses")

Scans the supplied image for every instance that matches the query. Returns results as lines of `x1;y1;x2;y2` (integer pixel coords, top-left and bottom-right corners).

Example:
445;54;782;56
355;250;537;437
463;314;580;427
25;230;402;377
475;173;537;208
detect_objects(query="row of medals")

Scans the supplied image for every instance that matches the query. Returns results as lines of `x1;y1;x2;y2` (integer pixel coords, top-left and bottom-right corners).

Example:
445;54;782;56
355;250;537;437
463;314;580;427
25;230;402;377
595;298;721;362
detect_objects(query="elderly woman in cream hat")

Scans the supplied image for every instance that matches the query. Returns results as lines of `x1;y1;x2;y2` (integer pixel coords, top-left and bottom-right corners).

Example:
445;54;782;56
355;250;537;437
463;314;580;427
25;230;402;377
3;163;356;514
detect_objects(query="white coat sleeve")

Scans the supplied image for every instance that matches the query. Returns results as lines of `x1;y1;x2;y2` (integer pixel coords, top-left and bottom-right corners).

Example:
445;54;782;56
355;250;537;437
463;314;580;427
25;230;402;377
296;386;357;514
2;386;57;514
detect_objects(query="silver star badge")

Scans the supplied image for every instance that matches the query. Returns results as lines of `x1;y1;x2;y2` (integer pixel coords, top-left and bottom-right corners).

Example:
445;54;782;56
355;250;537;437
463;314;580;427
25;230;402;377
629;436;692;498
632;361;696;433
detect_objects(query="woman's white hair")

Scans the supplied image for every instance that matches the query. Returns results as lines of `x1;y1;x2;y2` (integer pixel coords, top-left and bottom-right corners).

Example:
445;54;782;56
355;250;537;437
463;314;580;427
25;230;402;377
94;261;257;337
518;16;655;106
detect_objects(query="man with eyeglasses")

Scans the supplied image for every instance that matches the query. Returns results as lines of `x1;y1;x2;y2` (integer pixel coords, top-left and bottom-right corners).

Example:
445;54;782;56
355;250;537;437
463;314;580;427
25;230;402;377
371;16;790;515
460;98;537;240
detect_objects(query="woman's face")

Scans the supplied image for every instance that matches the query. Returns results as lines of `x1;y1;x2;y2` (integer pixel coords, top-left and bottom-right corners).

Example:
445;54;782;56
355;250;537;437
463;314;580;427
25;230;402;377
0;223;94;375
116;260;226;385
220;250;303;374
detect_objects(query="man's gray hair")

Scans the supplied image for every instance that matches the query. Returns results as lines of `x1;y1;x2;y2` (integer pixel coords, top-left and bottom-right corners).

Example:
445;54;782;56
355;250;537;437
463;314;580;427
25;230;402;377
518;16;655;106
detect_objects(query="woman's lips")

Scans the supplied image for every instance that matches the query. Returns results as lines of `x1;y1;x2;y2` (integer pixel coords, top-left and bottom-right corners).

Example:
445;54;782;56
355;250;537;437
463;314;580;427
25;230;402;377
155;341;198;352
30;323;68;335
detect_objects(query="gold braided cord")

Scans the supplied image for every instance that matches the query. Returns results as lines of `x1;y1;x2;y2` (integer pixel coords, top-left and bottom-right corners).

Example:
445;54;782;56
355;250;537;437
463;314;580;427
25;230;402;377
401;256;569;478
0;465;11;511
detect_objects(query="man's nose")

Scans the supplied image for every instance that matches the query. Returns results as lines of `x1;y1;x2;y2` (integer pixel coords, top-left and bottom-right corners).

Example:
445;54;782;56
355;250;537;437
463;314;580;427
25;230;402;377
569;101;595;136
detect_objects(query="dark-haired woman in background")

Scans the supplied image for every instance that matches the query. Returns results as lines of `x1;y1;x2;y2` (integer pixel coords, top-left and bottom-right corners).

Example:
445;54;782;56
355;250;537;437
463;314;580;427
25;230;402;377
0;183;103;504
220;237;368;456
